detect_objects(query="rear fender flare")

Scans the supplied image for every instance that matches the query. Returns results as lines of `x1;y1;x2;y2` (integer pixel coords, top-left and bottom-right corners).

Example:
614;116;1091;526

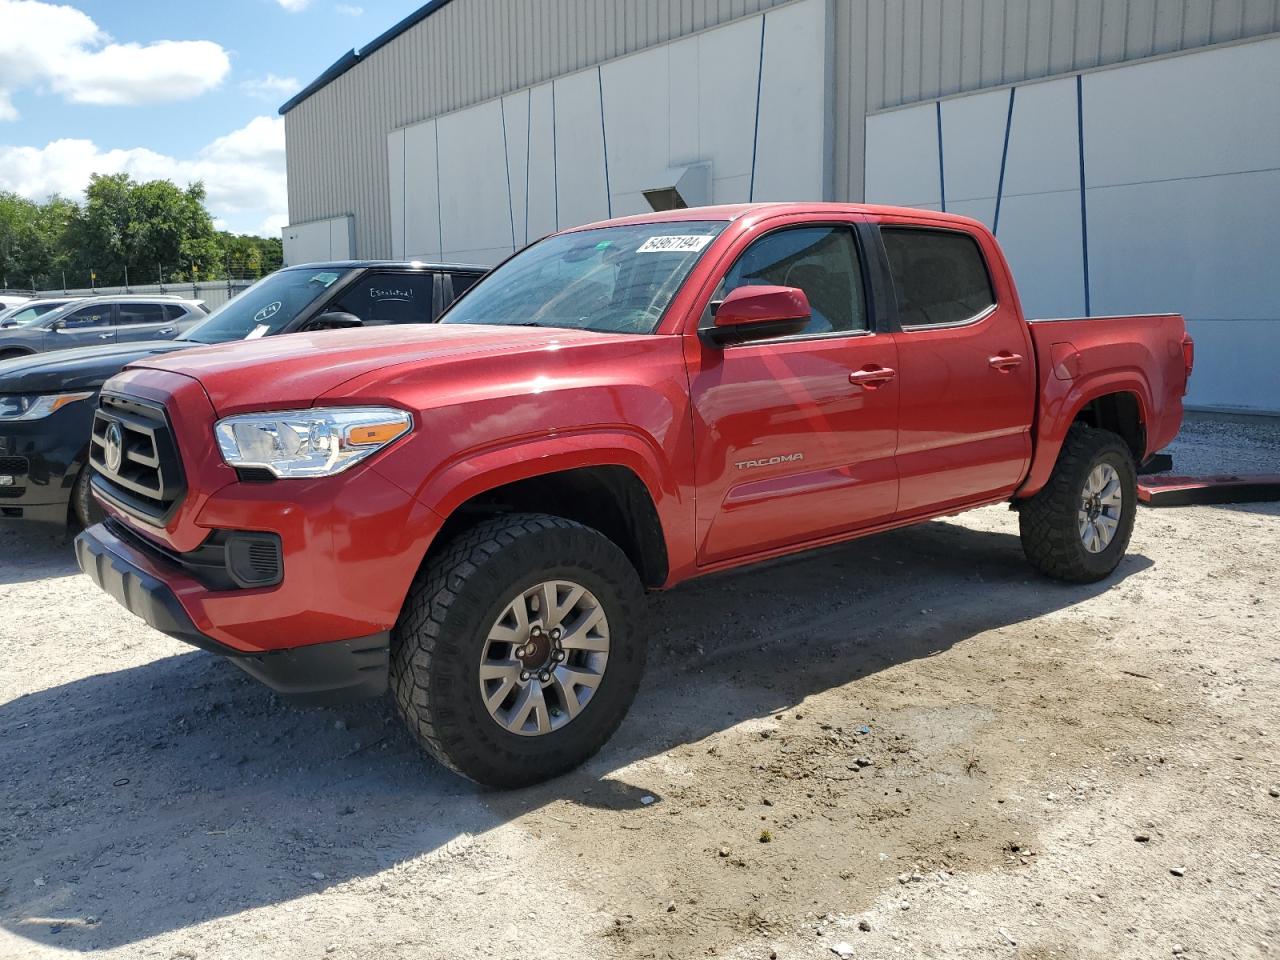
1018;371;1152;498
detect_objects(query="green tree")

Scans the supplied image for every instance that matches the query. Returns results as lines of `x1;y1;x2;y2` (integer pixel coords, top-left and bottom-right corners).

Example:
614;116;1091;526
0;191;74;288
68;173;222;285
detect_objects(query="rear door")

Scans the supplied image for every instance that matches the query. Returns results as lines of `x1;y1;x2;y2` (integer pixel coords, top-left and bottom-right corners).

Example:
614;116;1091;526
688;218;900;565
878;222;1036;516
115;301;178;342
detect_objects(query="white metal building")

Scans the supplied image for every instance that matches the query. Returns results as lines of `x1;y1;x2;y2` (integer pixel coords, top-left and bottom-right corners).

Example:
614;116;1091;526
281;0;1280;413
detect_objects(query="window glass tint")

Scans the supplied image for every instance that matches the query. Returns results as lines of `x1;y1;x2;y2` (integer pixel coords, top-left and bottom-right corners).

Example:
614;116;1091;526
116;303;167;325
442;221;726;334
881;228;995;327
717;226;866;335
60;305;111;328
449;272;482;299
162;304;189;321
332;272;434;326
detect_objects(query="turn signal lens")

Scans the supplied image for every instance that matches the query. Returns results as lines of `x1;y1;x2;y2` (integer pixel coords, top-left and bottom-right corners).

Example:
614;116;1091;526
345;421;410;446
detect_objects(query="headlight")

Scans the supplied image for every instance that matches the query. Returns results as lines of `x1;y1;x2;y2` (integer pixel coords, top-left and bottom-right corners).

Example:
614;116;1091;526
214;406;413;478
0;392;95;421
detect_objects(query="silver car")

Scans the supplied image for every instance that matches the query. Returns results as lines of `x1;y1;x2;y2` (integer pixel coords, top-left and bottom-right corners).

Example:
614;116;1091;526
0;296;208;359
0;297;86;328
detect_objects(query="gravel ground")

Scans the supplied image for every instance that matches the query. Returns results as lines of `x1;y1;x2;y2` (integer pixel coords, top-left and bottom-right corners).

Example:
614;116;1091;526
1;415;1277;960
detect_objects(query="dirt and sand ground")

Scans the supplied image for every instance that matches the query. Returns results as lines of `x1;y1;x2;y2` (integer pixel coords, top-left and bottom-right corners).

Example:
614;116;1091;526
1;412;1277;960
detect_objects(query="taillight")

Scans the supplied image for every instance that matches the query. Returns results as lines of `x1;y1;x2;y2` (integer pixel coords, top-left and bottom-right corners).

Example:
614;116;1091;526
1181;333;1195;395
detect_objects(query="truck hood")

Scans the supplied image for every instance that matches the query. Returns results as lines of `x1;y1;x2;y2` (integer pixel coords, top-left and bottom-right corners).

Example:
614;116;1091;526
0;340;193;393
126;324;622;415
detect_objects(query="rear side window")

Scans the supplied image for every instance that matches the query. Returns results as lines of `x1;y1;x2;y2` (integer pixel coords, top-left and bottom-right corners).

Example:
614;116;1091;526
449;272;482;298
881;228;995;328
716;226;867;335
163;304;191;321
116;303;167;325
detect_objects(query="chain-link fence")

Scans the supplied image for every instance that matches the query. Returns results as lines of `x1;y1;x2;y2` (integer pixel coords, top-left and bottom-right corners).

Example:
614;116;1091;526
11;279;256;311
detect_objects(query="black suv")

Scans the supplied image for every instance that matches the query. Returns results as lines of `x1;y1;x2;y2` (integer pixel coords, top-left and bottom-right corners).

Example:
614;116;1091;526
0;261;485;531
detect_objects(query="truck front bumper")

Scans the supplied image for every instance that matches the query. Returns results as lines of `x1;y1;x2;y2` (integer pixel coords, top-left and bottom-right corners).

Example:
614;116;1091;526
75;521;390;705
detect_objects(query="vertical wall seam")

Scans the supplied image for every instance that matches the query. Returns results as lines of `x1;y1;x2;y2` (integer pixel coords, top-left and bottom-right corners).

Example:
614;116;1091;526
551;80;560;230
598;65;613;217
499;96;517;252
993;85;1015;235
1076;73;1092;317
935;99;946;211
400;127;407;255
748;12;767;202
433;121;443;258
524;87;532;245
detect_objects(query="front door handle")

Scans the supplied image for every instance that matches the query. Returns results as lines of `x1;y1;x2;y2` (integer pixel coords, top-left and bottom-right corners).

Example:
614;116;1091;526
989;352;1024;371
157;327;175;335
849;366;896;388
97;333;113;340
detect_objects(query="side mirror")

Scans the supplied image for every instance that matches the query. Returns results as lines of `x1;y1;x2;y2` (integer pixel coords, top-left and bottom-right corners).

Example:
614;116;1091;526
702;285;811;345
309;310;363;331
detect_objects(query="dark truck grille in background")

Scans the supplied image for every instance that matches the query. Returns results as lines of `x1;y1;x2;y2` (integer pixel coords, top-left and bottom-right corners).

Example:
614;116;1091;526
90;394;186;524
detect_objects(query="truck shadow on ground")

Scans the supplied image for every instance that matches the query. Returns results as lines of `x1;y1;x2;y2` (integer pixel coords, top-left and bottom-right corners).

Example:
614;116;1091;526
0;517;1152;951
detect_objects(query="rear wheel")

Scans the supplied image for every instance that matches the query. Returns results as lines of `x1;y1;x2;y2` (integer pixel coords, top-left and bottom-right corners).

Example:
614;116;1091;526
1018;424;1137;583
390;513;646;788
71;464;104;531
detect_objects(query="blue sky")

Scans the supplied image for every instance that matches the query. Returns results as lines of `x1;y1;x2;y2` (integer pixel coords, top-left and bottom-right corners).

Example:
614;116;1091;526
0;0;424;234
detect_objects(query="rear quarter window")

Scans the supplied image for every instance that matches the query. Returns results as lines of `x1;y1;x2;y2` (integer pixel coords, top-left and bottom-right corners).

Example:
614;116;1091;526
881;228;995;328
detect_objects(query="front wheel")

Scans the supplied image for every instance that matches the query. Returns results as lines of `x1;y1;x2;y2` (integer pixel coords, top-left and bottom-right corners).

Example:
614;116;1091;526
1018;424;1137;583
71;464;105;531
390;513;646;788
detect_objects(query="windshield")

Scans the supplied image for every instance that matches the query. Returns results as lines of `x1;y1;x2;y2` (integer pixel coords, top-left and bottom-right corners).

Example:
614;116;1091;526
441;221;727;334
180;268;347;344
2;302;67;326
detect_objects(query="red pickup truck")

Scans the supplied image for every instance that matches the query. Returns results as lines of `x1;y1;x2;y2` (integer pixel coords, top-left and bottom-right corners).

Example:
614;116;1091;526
76;203;1193;787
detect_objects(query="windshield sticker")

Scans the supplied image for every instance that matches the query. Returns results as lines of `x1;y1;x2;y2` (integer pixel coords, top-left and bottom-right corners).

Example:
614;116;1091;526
244;324;270;340
637;235;714;254
253;301;282;323
310;272;341;287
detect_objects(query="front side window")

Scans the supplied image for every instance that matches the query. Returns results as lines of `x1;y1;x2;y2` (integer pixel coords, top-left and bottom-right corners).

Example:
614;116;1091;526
714;226;867;335
180;268;347;344
881;228;995;328
59;304;111;328
442;221;727;334
330;272;434;325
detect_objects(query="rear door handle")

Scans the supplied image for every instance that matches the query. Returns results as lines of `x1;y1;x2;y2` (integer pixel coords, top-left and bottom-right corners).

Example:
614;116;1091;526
157;327;175;335
989;352;1024;371
97;333;113;340
849;366;896;388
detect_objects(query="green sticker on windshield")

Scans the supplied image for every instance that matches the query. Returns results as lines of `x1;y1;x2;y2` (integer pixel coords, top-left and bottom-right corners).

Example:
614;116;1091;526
595;240;612;250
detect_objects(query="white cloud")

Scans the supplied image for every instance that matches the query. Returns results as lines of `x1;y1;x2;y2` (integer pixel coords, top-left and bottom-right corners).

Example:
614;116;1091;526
276;0;310;10
241;73;301;101
0;115;288;237
335;3;363;15
0;0;230;119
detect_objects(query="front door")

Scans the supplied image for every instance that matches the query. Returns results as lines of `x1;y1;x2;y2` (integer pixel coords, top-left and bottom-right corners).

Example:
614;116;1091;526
47;303;116;349
688;223;900;566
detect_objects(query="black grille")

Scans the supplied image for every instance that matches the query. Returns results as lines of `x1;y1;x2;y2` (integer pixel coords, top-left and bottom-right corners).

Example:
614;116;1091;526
90;394;186;524
0;456;27;474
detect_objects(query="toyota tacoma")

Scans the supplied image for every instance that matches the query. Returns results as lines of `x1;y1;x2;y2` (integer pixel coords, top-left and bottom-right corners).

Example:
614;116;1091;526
75;203;1193;787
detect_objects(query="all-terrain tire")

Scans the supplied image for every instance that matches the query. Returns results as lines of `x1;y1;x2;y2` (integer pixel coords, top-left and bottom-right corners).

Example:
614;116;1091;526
71;463;105;531
1018;424;1137;583
390;513;646;788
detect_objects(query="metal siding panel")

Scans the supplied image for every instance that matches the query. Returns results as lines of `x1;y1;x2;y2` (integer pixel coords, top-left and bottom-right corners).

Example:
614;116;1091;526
959;0;984;90
939;0;964;95
979;0;1006;87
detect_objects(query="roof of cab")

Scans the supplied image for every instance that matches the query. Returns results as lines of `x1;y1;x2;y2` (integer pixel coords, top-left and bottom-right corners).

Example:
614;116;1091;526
284;259;490;271
562;202;988;233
